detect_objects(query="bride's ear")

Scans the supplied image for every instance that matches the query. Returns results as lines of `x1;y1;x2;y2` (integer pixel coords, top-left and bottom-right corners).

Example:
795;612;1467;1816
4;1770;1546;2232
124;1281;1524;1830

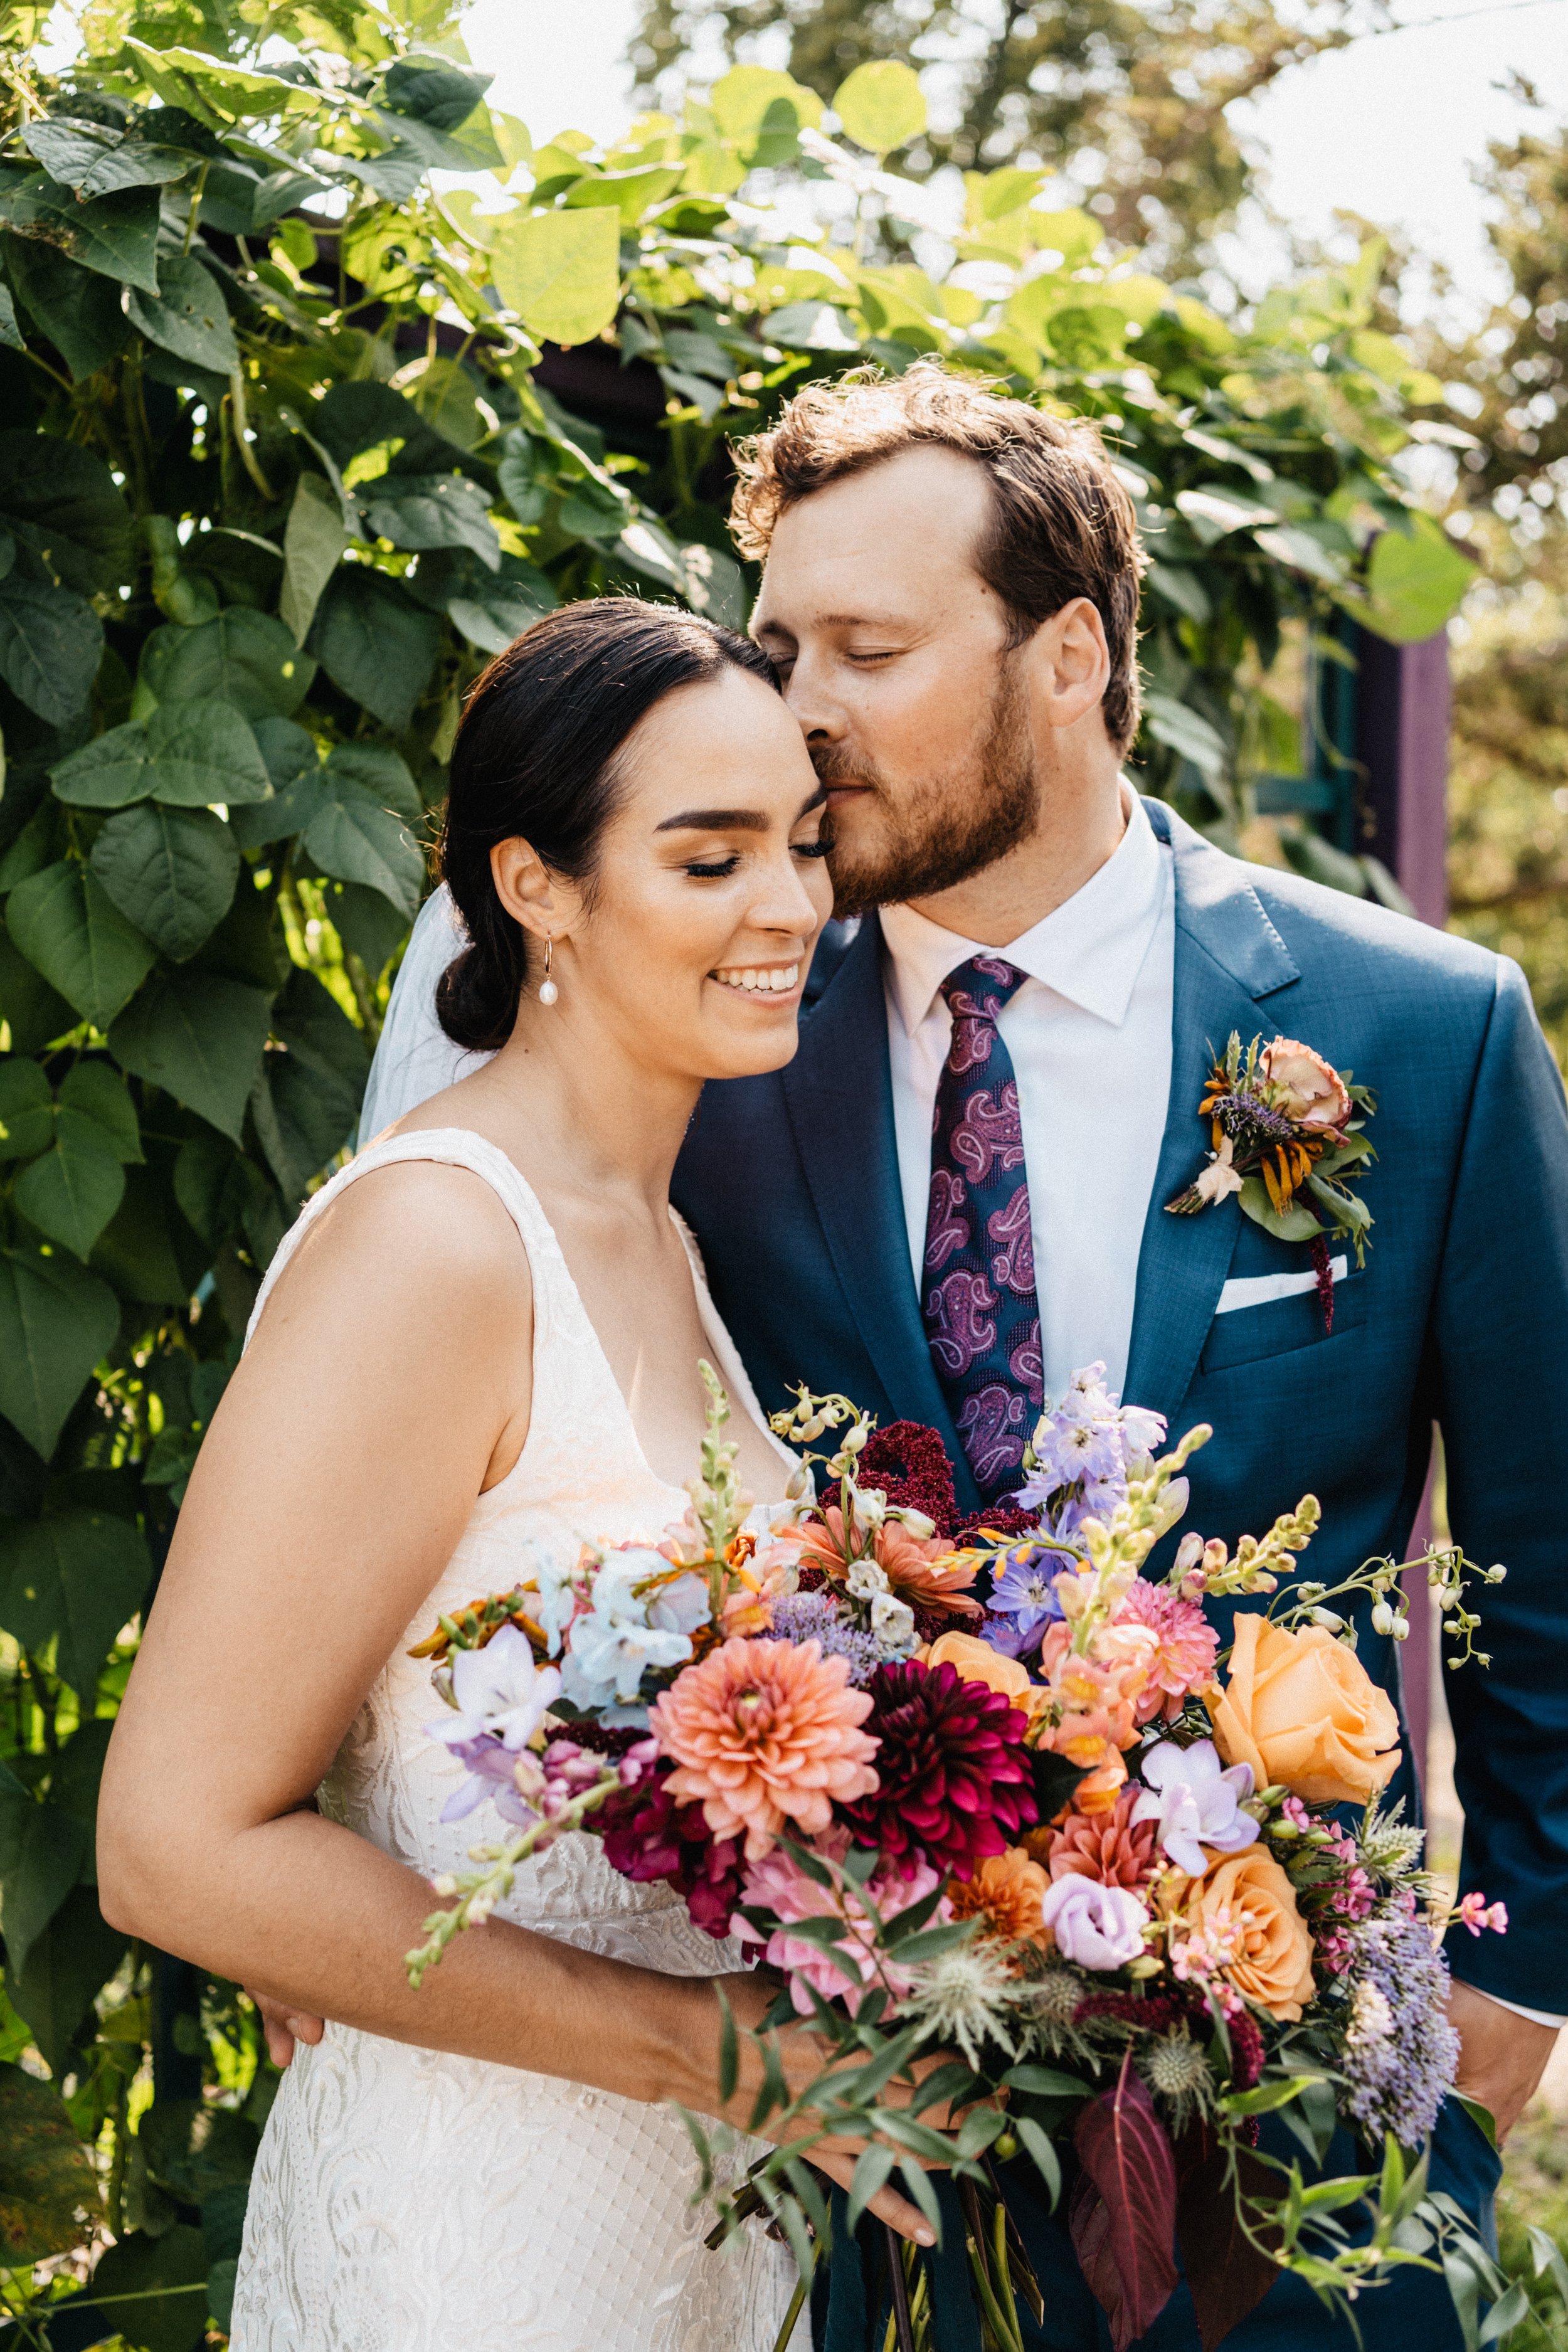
490;835;578;947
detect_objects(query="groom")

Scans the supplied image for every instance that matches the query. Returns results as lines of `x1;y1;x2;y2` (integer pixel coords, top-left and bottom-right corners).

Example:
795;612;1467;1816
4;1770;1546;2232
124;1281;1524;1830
364;364;1564;2345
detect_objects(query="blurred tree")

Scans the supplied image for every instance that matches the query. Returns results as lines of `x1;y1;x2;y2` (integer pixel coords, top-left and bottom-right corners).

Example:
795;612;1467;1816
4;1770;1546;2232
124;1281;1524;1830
630;0;1391;272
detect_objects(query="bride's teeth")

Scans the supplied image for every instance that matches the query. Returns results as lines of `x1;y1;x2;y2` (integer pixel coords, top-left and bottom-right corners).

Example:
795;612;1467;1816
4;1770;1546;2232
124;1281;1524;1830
712;963;800;991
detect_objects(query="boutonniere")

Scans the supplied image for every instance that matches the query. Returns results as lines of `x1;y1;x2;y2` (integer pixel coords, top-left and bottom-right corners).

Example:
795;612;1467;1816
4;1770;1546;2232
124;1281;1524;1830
1167;1033;1377;1330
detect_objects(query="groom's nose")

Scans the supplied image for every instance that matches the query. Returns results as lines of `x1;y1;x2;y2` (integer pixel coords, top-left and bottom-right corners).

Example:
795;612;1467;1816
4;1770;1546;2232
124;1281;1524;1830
780;649;850;755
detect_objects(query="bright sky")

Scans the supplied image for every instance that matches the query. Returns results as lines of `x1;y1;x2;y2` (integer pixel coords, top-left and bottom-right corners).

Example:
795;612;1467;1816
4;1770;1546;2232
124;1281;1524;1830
462;0;1568;318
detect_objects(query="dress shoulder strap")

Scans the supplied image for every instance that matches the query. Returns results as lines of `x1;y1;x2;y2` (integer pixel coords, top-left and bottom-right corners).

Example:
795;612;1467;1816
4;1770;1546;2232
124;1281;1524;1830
245;1126;560;1353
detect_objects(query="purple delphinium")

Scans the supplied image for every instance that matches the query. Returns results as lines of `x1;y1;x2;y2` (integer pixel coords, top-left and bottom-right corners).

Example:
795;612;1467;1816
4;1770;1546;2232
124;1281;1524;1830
768;1590;882;1685
1340;1909;1461;2147
987;1545;1074;1648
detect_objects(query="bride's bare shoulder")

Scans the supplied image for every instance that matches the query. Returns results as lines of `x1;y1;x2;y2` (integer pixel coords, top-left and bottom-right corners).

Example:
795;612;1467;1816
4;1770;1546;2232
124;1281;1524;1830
257;1151;532;1348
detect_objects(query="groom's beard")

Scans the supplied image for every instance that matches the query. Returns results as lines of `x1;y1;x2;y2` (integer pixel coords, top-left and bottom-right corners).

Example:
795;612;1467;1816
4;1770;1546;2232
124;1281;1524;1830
816;662;1040;919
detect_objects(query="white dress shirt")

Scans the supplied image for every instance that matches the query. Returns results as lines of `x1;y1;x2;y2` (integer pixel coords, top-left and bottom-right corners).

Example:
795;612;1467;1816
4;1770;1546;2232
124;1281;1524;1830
880;788;1174;1408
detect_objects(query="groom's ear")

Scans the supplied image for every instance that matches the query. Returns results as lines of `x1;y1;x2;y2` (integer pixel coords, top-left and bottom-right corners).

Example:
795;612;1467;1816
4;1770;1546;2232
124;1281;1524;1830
490;835;573;944
1022;596;1113;736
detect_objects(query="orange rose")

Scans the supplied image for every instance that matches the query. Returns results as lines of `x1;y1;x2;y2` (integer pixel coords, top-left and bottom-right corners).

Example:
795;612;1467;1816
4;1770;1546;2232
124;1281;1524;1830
1210;1612;1400;1806
926;1631;1047;1720
1184;1845;1315;2020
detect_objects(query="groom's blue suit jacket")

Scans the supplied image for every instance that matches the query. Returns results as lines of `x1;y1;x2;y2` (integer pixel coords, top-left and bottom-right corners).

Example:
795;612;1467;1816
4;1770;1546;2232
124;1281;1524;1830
672;797;1568;2016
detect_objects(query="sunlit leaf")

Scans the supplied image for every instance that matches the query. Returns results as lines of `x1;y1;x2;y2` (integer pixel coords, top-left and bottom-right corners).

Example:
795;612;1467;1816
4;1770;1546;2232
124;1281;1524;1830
832;60;925;155
490;206;621;347
0;2060;100;2262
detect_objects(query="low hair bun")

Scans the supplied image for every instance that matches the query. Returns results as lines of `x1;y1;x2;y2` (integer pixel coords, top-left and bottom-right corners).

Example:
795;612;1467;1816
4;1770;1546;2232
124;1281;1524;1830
435;932;525;1053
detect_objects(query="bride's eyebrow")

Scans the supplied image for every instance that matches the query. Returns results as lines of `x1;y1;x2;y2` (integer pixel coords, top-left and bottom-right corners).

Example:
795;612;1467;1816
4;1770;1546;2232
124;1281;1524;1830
654;807;770;834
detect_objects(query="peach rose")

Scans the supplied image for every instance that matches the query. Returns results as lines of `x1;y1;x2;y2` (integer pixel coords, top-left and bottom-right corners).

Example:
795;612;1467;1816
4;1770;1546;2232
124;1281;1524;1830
926;1631;1047;1720
1210;1613;1401;1807
1184;1845;1315;2020
1258;1039;1351;1134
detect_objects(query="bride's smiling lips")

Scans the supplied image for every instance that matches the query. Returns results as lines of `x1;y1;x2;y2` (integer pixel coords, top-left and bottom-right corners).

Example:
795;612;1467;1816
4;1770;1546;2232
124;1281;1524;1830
709;960;802;999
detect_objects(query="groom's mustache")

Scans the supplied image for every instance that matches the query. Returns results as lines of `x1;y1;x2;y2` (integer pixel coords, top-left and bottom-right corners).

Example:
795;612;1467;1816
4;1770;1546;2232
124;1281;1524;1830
808;743;882;795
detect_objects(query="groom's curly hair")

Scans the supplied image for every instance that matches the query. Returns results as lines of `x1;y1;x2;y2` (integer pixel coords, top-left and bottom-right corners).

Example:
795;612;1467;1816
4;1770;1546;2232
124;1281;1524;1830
731;363;1146;753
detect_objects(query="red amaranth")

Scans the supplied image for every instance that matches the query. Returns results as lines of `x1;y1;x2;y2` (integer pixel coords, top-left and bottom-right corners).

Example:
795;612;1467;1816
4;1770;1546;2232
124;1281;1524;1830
820;1421;959;1537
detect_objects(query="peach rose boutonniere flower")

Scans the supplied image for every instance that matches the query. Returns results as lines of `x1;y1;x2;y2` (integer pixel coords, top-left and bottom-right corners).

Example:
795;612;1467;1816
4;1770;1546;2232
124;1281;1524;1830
1182;1843;1316;2021
1165;1030;1377;1333
1210;1611;1401;1807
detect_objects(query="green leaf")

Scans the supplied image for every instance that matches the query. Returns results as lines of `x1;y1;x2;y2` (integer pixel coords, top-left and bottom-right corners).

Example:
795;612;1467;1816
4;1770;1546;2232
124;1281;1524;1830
4;1510;150;1695
0;2058;100;2263
833;60;926;154
125;251;240;376
3;239;131;379
1142;691;1227;780
490;206;622;347
323;741;421;824
360;472;501;568
91;803;240;961
709;66;822;147
6;1882;129;2077
152;608;314;721
82;2221;213;2352
125;35;324;124
5;861;157;1027
1015;2115;1062;2209
279;471;349;647
0;428;135;594
1236;1173;1324;1244
308;568;440;733
90;1163;197;1306
0;1057;54;1160
0;572;103;726
251;966;367;1195
55;699;271;812
19;120;194;201
0;280;19;352
0;1243;119;1457
58;1063;140;1162
0;922;74;1055
1360;516;1477;645
0;178;162;294
14;1134;126;1257
109;970;273;1142
1454;2094;1497;2151
48;1716;115;1864
381;53;494;130
847;2143;896;2230
0;1788;86;1977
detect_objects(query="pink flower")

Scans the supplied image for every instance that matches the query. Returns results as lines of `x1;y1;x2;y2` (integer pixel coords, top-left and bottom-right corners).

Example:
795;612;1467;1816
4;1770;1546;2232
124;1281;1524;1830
1457;1891;1509;1936
650;1636;879;1860
1258;1038;1352;1135
1044;1785;1160;1890
1115;1580;1221;1720
734;1835;947;2015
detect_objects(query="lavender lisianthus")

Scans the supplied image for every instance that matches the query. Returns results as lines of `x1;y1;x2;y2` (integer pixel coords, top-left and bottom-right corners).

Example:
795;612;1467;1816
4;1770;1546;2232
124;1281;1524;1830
1340;1910;1461;2147
1041;1876;1149;1971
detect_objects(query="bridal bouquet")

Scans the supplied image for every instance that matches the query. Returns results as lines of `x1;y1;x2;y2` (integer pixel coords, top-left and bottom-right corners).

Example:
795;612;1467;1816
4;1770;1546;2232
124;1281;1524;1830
404;1367;1508;2352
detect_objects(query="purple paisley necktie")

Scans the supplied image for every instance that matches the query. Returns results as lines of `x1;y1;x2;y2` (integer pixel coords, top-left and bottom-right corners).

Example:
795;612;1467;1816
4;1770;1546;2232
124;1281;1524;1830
919;955;1043;1505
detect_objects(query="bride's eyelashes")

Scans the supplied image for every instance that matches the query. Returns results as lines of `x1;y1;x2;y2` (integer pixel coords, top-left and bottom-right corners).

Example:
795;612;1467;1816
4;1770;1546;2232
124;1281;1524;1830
680;836;831;881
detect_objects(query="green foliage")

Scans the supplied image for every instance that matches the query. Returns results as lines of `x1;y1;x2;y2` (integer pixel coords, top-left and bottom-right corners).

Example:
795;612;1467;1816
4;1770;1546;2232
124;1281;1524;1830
0;0;1470;2334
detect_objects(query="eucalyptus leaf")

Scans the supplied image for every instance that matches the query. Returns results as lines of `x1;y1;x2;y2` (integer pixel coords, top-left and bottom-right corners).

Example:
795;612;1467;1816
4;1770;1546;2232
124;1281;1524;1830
0;1242;120;1458
109;971;273;1142
5;861;157;1027
1236;1173;1325;1244
90;802;240;961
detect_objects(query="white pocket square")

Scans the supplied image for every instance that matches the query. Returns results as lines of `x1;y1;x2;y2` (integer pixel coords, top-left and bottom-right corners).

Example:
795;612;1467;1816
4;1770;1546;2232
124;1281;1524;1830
1215;1257;1348;1315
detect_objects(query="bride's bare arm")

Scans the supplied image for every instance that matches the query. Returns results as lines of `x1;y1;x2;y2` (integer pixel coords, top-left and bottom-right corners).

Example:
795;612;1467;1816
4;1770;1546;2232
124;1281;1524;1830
98;1161;933;2242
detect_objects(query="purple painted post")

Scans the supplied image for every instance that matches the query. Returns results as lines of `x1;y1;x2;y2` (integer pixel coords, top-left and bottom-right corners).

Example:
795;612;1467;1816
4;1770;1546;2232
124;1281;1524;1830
1354;627;1452;1786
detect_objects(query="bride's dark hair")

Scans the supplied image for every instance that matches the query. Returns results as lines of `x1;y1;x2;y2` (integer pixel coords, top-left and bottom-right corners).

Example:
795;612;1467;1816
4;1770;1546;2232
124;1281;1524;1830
435;596;779;1051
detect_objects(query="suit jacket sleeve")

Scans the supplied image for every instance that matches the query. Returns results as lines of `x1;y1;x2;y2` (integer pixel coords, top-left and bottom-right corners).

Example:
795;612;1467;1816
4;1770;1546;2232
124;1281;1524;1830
1433;956;1568;2013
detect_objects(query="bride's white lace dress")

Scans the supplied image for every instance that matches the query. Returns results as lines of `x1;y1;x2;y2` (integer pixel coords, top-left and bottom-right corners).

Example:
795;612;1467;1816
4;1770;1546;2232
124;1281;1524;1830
230;1128;805;2352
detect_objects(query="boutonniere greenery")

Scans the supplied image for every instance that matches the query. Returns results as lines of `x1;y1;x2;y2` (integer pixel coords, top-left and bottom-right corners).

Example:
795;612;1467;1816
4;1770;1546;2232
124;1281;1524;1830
1167;1032;1376;1328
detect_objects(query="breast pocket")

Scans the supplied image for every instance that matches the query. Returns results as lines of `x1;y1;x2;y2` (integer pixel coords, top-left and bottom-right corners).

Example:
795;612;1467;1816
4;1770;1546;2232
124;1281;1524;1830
1200;1269;1371;1375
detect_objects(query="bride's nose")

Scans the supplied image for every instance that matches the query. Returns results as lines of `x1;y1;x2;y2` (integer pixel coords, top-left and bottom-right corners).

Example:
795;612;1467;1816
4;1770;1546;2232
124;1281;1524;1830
745;853;825;946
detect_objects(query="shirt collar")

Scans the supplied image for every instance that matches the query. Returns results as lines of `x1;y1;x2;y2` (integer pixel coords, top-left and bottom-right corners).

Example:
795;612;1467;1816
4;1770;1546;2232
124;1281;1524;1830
879;787;1168;1037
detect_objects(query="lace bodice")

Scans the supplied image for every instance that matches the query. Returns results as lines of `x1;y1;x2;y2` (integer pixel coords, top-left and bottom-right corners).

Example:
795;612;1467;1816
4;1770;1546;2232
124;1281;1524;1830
230;1128;804;2351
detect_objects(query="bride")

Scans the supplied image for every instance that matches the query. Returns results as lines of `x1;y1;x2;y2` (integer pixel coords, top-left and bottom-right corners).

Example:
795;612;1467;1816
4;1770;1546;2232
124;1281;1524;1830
97;598;934;2351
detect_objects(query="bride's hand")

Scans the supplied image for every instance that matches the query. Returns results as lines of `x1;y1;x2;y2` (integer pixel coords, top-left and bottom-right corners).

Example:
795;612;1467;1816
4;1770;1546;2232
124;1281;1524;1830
697;1971;951;2247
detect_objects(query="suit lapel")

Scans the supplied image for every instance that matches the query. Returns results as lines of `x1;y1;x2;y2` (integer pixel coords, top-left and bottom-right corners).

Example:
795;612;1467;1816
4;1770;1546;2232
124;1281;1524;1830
781;916;967;1464
1125;803;1303;1430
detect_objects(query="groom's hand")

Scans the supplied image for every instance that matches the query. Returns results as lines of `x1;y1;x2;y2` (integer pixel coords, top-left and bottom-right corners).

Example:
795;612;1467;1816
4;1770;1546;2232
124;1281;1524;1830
1448;1978;1559;2141
247;1988;326;2069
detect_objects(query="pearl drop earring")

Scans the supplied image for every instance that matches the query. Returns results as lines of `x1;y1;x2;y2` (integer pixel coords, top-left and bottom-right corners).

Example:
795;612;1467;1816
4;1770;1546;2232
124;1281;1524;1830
538;936;559;1007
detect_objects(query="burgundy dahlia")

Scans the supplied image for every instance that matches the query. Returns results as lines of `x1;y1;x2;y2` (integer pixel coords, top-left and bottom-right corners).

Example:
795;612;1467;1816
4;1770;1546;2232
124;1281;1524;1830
820;1421;958;1537
600;1762;744;1939
843;1658;1036;1879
